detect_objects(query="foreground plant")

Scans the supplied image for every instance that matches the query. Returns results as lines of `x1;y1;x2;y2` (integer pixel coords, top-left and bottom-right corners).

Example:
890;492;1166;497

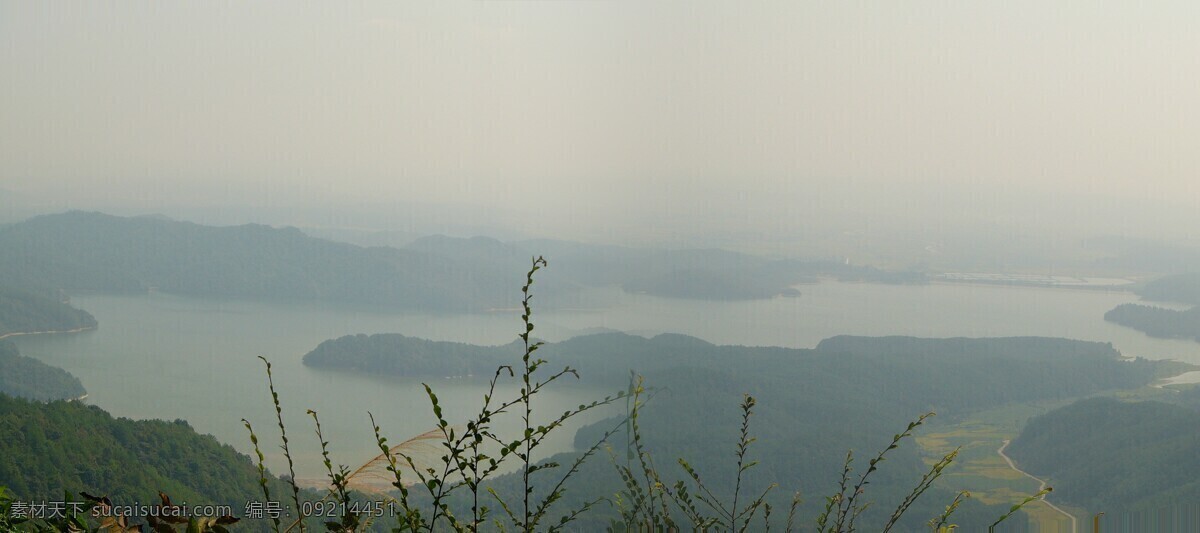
247;257;627;532
0;258;1060;532
233;256;1055;532
609;379;1047;532
610;378;788;532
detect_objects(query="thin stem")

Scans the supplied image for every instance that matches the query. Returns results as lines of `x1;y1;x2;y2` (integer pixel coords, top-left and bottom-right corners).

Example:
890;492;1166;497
259;356;304;533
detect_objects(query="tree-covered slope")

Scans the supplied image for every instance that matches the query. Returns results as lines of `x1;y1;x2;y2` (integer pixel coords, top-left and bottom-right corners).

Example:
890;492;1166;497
303;333;523;376
813;336;1158;405
0;212;521;311
0;341;85;401
0;393;282;514
1105;303;1200;341
1005;397;1200;520
306;332;1161;406
0;286;96;338
302;332;1163;529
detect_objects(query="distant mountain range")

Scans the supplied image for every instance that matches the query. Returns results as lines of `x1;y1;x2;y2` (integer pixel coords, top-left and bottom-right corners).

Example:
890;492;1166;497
0;211;925;315
0;211;520;311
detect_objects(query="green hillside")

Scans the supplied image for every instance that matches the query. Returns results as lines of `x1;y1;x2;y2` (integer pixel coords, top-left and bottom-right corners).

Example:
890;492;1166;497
301;332;1166;529
0;393;299;531
1006;397;1200;529
1105;303;1200;341
0;286;96;338
303;333;522;377
0;341;85;401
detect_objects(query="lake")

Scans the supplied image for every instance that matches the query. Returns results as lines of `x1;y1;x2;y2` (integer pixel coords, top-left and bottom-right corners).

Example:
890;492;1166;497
12;281;1200;479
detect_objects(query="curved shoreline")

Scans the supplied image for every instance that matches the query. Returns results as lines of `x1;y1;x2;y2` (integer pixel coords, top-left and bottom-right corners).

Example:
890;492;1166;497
0;326;97;341
1156;369;1200;388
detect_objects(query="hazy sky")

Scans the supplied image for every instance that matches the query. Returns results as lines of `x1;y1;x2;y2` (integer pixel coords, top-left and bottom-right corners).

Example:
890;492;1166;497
3;2;1199;249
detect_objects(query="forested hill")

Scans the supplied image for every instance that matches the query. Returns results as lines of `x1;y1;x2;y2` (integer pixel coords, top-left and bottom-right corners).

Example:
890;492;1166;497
0;285;96;338
0;394;286;518
1105;303;1200;341
1100;271;1200;340
304;333;523;376
1005;397;1200;525
301;331;1175;527
306;332;1165;403
1135;272;1200;304
500;334;1167;529
2;211;928;311
0;341;85;401
0;212;527;311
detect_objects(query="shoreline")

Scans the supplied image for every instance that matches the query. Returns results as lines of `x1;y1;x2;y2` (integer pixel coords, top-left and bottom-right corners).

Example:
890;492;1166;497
1154;368;1200;388
928;278;1135;293
0;326;97;341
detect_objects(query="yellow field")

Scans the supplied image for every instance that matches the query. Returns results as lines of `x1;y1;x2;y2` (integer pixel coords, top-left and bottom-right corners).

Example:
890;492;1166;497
918;384;1189;531
917;402;1075;531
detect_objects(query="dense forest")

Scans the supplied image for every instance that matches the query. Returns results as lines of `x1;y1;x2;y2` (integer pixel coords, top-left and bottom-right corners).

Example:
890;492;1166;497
0;341;85;401
0;394;287;519
301;331;1170;528
0;285;96;338
1006;397;1200;528
305;332;1167;400
1105;303;1200;341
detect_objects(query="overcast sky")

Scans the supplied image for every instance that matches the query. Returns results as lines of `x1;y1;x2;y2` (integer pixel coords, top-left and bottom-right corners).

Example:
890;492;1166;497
3;2;1199;250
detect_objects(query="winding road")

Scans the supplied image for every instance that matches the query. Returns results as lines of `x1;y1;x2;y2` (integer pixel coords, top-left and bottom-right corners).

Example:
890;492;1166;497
997;439;1077;533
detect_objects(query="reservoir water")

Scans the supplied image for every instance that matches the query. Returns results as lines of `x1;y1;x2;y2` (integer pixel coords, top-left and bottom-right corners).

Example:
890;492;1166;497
12;281;1200;479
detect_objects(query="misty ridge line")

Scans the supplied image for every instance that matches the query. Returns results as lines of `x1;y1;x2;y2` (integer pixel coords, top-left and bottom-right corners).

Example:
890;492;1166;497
3;212;1200;529
0;211;933;315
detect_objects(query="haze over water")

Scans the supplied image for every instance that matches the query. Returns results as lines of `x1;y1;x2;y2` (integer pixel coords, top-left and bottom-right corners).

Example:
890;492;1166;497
11;280;1199;478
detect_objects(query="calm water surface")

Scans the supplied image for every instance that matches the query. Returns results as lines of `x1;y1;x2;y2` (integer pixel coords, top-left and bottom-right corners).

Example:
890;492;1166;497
12;281;1200;477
